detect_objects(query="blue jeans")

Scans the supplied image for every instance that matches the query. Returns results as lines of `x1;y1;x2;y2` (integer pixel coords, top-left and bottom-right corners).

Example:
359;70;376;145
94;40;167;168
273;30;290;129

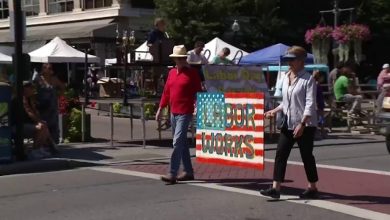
170;114;193;176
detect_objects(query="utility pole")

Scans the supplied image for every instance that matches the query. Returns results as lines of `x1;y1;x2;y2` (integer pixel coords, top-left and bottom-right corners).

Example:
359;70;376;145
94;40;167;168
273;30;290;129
319;0;354;66
12;0;27;160
319;0;354;29
82;48;89;142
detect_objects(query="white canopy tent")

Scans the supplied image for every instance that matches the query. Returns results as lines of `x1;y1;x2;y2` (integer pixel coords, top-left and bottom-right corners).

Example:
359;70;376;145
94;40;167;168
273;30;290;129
106;38;249;65
135;41;153;61
0;52;12;64
202;37;248;62
105;41;152;65
29;37;100;63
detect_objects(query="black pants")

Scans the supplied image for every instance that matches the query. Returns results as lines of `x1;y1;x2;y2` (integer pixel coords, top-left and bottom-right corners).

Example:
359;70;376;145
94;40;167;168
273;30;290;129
273;126;319;183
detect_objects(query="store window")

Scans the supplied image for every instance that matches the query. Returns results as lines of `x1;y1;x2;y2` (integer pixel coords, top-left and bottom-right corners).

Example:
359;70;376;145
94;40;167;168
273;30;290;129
48;0;74;14
84;0;112;9
0;0;9;19
131;0;155;9
23;0;40;16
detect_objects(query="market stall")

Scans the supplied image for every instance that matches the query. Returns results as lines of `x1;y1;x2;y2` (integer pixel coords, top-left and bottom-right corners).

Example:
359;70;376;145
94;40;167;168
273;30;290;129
29;37;100;63
0;52;12;64
201;37;248;63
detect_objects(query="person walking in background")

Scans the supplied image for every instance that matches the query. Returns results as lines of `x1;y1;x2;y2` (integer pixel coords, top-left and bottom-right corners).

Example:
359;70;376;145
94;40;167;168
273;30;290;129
328;62;343;92
261;46;319;199
187;41;208;91
33;63;65;150
313;70;326;139
376;63;390;113
187;41;208;65
211;47;233;65
377;63;390;91
156;45;202;184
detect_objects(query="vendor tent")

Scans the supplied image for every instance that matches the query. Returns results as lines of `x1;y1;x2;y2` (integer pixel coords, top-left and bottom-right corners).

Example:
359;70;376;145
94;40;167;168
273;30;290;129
135;41;153;61
29;37;100;63
239;43;314;65
202;37;248;63
263;64;329;72
0;52;11;64
105;41;152;65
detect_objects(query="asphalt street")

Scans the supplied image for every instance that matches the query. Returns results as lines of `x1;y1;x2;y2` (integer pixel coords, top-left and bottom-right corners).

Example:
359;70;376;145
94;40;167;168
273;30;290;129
0;169;364;220
1;113;386;220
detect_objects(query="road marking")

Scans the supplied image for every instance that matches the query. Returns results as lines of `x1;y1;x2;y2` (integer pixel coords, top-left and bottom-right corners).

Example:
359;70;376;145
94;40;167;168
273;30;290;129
264;159;390;176
84;156;390;176
89;167;390;220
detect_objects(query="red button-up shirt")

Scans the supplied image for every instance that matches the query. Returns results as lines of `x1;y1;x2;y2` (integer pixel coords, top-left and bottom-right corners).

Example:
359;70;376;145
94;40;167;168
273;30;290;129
159;66;202;114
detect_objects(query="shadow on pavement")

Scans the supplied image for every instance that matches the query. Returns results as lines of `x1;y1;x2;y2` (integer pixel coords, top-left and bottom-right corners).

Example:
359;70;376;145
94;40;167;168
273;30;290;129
215;181;390;206
117;138;194;148
56;146;114;161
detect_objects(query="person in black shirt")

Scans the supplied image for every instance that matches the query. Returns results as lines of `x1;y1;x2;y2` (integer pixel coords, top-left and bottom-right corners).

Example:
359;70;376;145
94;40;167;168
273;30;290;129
147;18;168;46
147;18;169;95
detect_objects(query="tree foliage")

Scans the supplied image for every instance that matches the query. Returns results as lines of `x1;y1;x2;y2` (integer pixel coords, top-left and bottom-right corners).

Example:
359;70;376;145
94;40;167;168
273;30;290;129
233;0;286;50
154;0;235;47
154;0;389;67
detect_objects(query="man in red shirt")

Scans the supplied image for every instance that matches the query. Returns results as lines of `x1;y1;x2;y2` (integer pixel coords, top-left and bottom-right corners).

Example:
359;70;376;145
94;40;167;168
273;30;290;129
156;45;202;184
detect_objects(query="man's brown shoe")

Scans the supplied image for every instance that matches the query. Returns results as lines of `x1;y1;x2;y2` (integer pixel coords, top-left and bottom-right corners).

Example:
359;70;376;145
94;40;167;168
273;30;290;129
177;173;195;181
161;175;177;184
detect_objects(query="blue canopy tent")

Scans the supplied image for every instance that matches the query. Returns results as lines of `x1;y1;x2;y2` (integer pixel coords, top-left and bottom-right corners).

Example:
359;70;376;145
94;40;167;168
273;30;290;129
239;43;314;65
262;64;329;72
239;43;319;91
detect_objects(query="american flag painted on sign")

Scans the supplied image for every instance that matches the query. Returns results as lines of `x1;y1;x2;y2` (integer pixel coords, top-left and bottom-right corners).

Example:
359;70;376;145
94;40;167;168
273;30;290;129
196;92;264;170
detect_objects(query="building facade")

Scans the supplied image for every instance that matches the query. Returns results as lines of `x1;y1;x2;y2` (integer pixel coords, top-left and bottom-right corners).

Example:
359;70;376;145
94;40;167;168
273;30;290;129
0;0;155;64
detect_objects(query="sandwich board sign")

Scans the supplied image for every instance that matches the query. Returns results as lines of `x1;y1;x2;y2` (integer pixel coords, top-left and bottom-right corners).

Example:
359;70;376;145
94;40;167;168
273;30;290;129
195;92;264;170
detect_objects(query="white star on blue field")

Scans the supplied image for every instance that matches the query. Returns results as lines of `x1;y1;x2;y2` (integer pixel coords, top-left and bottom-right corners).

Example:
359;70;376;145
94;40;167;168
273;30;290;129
197;93;226;131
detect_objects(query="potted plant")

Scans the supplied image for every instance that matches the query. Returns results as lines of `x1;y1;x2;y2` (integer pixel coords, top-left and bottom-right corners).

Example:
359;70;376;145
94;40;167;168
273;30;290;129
349;24;371;63
305;26;333;64
332;24;370;63
59;88;91;142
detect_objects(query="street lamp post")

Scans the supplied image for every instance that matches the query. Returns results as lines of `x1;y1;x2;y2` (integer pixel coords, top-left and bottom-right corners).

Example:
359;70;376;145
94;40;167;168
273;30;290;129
319;0;355;65
82;48;89;142
122;30;136;106
12;0;27;160
122;30;129;106
319;0;354;29
231;20;240;46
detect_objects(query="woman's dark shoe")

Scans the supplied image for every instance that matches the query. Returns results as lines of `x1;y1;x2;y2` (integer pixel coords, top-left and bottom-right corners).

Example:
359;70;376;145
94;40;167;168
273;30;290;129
259;187;280;199
161;175;177;184
177;173;195;181
299;189;319;199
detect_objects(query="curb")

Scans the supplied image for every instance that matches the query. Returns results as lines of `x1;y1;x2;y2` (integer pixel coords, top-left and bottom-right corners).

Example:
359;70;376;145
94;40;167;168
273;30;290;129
0;158;99;176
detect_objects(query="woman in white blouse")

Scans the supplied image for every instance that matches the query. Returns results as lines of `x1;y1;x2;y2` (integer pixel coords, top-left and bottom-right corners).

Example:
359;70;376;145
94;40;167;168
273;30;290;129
261;46;319;199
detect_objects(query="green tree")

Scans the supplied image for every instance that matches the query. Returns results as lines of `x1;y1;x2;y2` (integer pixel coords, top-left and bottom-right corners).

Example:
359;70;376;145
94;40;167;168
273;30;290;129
232;0;286;50
356;0;390;66
155;0;287;51
154;0;235;48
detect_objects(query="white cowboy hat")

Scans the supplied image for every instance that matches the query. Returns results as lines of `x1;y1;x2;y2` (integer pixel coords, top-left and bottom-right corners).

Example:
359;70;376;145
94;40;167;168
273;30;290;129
383;63;390;69
169;45;188;58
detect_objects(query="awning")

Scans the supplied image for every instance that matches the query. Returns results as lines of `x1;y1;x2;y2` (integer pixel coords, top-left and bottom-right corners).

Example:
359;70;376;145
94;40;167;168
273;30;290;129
0;19;116;43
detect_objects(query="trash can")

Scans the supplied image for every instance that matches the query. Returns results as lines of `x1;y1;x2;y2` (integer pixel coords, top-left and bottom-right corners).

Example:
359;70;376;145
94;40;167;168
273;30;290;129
0;82;12;162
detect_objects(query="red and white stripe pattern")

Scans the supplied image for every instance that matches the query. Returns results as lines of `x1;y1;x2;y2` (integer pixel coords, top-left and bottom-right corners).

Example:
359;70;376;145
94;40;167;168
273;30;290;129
196;93;264;170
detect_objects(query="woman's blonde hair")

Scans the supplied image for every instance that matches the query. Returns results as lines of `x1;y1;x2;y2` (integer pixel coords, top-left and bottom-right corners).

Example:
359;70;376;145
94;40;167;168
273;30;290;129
154;18;165;27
